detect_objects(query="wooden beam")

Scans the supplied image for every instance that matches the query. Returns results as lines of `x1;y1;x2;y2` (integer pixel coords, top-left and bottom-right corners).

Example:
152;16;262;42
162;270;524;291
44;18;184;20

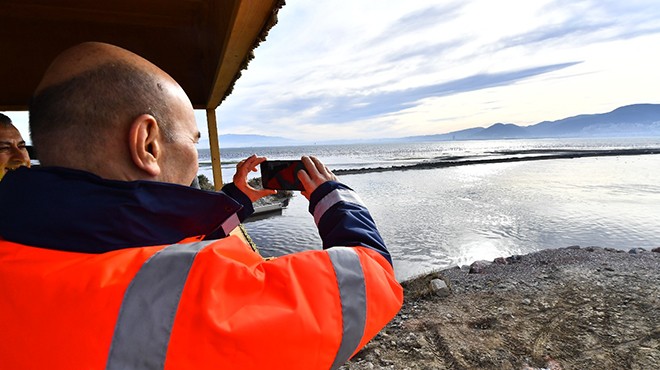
207;0;279;108
205;108;223;190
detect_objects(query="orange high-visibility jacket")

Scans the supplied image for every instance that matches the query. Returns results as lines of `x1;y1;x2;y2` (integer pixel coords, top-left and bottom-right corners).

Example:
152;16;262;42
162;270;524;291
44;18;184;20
0;235;403;369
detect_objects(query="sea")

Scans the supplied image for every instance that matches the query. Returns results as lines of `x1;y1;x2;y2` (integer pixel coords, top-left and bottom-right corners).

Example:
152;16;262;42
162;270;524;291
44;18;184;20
198;137;660;281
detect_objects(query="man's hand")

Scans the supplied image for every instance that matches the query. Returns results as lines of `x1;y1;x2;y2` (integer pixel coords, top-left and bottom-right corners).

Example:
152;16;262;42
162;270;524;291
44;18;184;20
298;156;338;200
233;154;277;202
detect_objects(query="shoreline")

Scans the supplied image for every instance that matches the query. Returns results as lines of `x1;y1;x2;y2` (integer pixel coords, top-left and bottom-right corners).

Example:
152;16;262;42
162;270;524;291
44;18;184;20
341;246;660;369
334;148;660;176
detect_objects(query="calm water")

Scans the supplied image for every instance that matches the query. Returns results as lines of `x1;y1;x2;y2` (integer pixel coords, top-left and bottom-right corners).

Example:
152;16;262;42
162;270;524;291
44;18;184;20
198;138;660;281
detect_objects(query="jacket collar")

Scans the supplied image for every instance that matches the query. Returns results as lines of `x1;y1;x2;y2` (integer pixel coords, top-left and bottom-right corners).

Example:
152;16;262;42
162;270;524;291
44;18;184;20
0;166;242;253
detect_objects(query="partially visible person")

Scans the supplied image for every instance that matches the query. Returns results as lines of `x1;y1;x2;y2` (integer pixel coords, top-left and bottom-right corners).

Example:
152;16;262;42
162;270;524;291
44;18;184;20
0;42;403;369
0;113;31;181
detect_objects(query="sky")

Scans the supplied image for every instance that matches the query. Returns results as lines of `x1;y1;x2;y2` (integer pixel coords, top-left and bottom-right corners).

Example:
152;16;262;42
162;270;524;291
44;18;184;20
5;0;660;143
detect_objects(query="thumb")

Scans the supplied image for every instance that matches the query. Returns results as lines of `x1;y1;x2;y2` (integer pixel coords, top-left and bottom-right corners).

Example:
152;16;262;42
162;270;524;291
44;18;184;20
259;188;277;197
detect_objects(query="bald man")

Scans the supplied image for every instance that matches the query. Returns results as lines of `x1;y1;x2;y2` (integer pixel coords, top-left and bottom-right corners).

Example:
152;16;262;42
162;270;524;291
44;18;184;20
0;42;402;369
0;113;30;181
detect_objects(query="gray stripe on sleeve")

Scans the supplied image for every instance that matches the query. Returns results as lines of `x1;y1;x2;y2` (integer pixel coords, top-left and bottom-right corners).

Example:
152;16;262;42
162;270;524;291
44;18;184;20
221;213;240;236
106;241;211;370
327;247;367;370
313;189;366;225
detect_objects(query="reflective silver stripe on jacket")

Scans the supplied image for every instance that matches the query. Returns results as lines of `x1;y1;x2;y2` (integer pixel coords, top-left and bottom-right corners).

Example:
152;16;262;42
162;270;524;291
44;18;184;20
220;213;240;236
313;189;366;225
106;241;211;370
327;247;367;370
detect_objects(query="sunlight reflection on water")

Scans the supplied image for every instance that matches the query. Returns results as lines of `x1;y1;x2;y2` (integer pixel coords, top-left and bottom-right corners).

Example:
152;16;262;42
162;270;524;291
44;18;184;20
243;154;660;281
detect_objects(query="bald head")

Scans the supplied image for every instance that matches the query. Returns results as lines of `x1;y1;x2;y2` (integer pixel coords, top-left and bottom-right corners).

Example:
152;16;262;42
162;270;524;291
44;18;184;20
35;42;175;95
29;42;198;183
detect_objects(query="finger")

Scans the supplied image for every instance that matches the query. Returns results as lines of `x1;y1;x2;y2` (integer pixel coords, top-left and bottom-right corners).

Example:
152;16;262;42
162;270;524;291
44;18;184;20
310;156;337;181
300;156;319;176
248;158;263;173
297;166;313;189
253;155;269;165
243;154;257;167
324;165;338;181
250;155;267;169
310;156;331;176
240;155;264;173
299;170;317;199
310;156;323;169
257;188;277;197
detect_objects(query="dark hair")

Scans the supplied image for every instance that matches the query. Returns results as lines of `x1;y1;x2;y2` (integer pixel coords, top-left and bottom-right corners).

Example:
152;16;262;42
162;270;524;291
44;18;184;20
29;62;176;161
0;112;12;126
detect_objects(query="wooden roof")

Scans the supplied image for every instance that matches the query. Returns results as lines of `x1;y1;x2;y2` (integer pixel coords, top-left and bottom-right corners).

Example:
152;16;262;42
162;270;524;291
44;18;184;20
0;0;285;111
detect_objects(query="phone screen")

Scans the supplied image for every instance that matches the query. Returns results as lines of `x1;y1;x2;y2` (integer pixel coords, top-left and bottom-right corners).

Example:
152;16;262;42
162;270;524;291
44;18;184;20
260;160;306;190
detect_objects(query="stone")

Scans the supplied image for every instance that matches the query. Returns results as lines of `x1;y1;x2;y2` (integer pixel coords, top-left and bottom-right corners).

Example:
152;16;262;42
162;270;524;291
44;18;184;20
629;248;646;254
469;260;492;274
506;255;523;264
494;257;507;265
430;278;451;297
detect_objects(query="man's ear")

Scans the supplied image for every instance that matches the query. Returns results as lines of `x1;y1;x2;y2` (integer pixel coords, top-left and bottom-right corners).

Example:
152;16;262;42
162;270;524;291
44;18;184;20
128;114;161;177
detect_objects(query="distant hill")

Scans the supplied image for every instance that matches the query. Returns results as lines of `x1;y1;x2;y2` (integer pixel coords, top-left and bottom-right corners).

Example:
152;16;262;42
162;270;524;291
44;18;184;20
470;123;530;139
401;103;660;142
201;104;660;148
397;127;485;142
528;104;660;137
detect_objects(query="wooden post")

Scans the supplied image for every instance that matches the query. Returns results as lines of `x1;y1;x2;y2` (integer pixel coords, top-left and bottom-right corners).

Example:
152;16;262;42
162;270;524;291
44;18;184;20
206;109;258;251
206;108;223;190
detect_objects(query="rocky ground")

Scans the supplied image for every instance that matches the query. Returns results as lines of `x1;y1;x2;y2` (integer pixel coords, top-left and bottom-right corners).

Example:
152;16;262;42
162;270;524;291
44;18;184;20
340;246;660;370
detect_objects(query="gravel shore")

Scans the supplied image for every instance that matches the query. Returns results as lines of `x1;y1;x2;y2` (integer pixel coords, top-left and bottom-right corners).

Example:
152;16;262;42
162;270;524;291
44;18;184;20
341;246;660;370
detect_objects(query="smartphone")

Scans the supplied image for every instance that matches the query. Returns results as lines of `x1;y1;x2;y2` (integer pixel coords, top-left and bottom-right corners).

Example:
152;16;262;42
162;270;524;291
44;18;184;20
260;160;306;190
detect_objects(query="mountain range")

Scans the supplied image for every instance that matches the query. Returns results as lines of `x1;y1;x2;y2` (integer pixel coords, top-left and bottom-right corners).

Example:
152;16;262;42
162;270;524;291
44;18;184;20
398;104;660;142
201;104;660;147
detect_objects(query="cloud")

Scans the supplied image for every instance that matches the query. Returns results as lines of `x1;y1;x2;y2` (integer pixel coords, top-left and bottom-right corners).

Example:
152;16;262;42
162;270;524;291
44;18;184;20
215;0;660;141
373;3;466;42
500;0;660;49
264;61;581;124
382;39;467;64
497;20;614;49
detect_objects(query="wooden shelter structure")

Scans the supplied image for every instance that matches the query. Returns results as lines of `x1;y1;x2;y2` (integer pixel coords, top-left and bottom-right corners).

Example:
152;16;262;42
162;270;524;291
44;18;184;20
0;0;285;189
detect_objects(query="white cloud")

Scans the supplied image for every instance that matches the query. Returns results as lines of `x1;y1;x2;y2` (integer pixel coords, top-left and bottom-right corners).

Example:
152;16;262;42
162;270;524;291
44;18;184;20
213;0;660;142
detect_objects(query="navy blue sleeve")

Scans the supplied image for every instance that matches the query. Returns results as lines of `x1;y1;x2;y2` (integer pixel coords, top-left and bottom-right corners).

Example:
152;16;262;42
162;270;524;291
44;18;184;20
204;183;255;240
309;181;392;265
220;182;254;222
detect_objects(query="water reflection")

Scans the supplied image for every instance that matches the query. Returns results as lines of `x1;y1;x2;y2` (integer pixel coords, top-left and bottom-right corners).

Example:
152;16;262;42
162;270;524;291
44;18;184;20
244;155;660;281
